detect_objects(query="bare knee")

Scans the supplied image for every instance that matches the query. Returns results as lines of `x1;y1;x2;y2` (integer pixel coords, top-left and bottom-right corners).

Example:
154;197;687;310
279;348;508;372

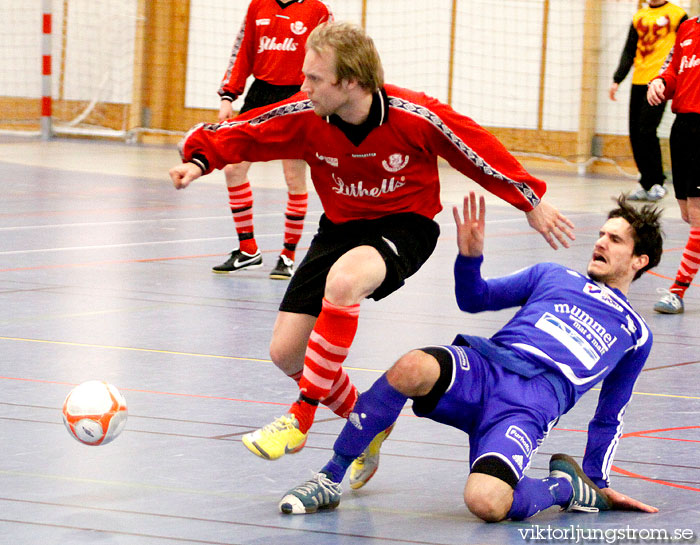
465;490;509;522
324;267;360;305
687;199;700;227
464;473;513;522
269;312;316;375
385;350;440;397
223;162;251;183
324;247;386;305
269;338;299;374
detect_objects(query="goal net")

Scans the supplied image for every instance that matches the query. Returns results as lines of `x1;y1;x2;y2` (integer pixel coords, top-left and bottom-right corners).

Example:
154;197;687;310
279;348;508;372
0;0;136;138
1;0;696;172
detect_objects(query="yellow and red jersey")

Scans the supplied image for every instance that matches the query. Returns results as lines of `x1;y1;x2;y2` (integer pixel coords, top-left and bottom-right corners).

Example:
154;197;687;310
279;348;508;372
631;2;687;84
218;0;332;101
614;2;687;85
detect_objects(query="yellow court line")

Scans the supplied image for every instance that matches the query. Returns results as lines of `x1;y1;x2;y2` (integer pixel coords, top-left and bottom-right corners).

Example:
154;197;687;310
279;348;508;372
0;335;269;364
1;336;698;400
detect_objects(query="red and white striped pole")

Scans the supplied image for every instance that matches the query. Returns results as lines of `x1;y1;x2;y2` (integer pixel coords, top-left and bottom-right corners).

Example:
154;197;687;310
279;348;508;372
41;0;53;139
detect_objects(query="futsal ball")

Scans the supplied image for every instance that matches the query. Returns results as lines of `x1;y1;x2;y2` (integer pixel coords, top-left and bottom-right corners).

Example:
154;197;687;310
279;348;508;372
62;381;128;446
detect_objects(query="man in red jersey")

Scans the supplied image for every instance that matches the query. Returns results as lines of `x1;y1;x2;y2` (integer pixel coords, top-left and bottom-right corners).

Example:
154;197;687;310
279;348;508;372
648;16;700;314
215;0;332;279
170;22;575;462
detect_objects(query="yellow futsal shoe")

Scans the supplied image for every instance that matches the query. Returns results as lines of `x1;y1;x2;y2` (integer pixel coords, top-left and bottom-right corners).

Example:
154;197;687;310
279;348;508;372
349;422;395;489
242;414;307;460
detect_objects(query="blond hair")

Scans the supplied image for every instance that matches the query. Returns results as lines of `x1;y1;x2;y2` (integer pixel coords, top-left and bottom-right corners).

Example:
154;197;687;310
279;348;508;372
306;22;384;92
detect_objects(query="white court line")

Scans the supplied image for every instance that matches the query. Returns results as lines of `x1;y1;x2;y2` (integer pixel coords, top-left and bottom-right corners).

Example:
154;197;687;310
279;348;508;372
0;231;322;256
0;211;323;232
1;210;594;233
2;214;596;256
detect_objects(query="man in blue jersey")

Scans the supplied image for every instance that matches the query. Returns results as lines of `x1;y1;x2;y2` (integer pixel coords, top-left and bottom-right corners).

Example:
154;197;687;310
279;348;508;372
277;192;664;520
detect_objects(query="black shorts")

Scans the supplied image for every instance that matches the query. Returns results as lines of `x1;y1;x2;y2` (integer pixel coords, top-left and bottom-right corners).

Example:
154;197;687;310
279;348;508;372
279;213;440;316
239;79;302;114
670;113;700;200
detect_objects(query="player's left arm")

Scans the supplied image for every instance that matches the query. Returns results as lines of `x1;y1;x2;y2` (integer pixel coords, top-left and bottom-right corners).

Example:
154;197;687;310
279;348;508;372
525;200;575;250
650;21;690;103
600;488;658;512
423;97;574;249
582;344;655;510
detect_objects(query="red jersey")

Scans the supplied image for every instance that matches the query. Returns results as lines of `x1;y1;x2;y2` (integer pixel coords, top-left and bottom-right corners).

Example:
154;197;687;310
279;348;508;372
218;0;333;101
656;17;700;113
182;84;546;224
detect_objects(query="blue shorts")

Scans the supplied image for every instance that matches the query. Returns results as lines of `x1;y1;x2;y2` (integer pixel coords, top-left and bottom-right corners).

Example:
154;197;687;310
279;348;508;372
412;345;561;481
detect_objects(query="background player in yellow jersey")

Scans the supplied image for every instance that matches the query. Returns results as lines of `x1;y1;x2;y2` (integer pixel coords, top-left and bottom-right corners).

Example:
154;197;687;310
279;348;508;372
609;0;687;201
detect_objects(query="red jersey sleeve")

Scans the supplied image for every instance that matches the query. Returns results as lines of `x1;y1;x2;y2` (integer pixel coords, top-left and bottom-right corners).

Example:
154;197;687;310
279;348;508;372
399;89;545;211
656;18;700;112
218;3;257;102
657;34;684;101
179;94;312;173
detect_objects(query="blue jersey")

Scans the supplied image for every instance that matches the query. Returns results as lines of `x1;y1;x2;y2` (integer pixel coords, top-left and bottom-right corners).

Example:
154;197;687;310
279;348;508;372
453;255;652;487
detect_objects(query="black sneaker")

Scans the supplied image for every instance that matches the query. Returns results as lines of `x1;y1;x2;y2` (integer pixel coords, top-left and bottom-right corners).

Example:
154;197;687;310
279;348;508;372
549;453;612;512
269;255;294;280
212;249;263;273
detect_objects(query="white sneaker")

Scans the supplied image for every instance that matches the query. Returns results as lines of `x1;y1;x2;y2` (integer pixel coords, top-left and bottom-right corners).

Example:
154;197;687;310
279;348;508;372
653;288;684;314
279;472;342;514
627;186;649;201
647;184;667;201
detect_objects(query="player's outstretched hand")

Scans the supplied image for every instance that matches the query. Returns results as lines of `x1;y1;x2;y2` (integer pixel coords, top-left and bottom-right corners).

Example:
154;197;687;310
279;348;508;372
169;163;203;190
525;199;575;250
601;487;659;513
452;192;485;258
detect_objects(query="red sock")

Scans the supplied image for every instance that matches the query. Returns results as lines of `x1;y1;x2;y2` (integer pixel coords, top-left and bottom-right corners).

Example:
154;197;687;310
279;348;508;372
290;298;360;433
281;192;307;261
287;368;357;418
227;182;257;254
671;227;700;298
322;368;358;419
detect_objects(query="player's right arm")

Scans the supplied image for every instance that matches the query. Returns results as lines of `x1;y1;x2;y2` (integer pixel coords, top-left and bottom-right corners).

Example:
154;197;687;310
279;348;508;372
452;193;542;312
173;98;310;187
612;24;638;90
169;162;203;190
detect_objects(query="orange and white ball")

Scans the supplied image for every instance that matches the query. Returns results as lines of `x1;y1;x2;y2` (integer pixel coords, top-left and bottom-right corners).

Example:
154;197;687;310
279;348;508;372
62;381;128;446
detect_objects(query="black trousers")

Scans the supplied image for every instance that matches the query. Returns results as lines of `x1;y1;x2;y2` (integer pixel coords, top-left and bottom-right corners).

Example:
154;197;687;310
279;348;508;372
629;84;667;190
670;113;700;200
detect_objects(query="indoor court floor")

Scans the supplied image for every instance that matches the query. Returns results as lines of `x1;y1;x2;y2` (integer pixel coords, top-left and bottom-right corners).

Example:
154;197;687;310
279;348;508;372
1;138;698;544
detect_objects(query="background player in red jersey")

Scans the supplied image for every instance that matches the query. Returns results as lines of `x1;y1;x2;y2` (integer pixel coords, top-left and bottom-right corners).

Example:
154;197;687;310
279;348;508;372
215;0;332;279
648;16;700;314
170;22;575;462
